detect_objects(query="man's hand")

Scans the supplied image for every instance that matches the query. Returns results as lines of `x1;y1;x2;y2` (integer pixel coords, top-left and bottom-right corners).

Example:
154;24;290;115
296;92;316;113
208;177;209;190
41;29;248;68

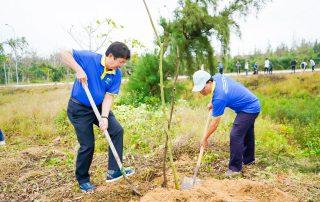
99;118;108;131
200;138;209;148
76;68;87;83
207;103;213;110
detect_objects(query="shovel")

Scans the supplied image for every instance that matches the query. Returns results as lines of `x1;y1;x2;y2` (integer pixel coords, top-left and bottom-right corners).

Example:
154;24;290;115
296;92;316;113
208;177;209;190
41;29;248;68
181;110;211;190
82;82;141;196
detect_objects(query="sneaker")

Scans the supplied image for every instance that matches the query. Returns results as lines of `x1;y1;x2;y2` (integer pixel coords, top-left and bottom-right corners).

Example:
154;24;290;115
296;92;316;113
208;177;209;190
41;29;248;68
244;161;255;166
79;182;96;193
225;169;241;177
106;168;135;183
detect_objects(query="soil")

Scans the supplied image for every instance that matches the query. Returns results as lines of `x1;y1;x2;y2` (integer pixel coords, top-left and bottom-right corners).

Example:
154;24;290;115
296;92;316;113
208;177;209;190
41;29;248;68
140;178;298;202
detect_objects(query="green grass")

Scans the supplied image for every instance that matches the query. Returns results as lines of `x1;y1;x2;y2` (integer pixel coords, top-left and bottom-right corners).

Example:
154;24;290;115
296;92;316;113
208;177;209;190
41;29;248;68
0;74;319;200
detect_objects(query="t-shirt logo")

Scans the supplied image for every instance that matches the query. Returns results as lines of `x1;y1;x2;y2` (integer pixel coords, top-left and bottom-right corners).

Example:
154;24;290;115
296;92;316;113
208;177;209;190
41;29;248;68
222;76;228;94
105;78;112;85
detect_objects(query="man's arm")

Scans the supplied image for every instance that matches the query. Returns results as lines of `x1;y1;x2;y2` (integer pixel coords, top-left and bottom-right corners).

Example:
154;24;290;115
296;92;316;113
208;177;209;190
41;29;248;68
201;116;221;148
60;50;87;83
99;93;114;131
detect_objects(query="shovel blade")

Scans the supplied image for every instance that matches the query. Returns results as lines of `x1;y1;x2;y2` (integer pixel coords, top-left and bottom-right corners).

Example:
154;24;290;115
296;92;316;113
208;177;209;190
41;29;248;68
181;176;202;190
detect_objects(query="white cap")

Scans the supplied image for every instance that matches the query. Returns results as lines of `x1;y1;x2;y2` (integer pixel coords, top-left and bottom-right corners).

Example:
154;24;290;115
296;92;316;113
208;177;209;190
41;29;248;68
192;70;211;92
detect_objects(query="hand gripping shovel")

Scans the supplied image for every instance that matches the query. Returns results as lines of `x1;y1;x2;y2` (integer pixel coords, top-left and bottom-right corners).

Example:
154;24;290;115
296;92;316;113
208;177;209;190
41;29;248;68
82;82;141;196
181;111;211;190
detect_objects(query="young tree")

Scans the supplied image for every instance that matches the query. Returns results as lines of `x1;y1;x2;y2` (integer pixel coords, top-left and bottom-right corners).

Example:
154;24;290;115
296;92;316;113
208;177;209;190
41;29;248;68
67;18;123;52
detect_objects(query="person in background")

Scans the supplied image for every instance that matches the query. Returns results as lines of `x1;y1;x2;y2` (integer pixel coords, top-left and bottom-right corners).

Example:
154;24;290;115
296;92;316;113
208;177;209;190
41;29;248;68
310;59;316;72
0;129;5;146
264;58;270;74
301;61;308;71
253;62;258;75
268;60;273;74
291;59;297;74
236;60;241;75
218;62;224;74
244;61;249;76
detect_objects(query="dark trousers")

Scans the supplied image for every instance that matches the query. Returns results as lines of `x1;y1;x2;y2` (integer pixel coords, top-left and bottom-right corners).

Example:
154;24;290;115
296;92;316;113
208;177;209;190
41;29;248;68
67;99;124;184
229;112;259;172
219;68;223;74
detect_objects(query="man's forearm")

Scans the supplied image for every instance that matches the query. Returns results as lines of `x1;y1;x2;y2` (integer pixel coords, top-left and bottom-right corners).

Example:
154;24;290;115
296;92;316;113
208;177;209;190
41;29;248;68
101;94;114;117
204;117;221;140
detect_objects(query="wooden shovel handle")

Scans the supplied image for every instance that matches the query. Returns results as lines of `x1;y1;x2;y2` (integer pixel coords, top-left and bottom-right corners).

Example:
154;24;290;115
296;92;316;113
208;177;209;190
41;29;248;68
192;111;212;185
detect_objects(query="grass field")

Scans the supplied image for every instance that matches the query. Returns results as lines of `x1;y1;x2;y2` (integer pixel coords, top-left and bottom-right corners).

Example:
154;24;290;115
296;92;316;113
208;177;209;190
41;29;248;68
0;73;319;201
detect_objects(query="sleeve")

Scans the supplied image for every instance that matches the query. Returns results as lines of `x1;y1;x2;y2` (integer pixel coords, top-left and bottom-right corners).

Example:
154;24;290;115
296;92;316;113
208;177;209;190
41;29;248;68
212;99;227;117
72;50;93;71
106;70;122;95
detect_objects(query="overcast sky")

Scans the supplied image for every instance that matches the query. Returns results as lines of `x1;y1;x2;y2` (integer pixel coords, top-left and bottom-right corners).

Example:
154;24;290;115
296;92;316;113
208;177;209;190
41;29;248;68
0;0;319;57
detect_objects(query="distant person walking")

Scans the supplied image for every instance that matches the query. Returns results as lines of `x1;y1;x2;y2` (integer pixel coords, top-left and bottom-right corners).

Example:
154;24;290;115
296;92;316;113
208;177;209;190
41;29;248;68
244;61;249;76
268;61;273;74
253;62;258;75
236;60;241;75
218;62;224;74
310;59;316;72
291;59;297;74
264;58;270;74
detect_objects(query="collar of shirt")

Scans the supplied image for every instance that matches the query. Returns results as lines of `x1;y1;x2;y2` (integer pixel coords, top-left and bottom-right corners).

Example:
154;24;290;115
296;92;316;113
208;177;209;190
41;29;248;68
100;55;116;80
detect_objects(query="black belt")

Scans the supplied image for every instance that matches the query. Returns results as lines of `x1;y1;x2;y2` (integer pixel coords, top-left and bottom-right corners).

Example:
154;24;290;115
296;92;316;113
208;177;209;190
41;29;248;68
70;97;89;108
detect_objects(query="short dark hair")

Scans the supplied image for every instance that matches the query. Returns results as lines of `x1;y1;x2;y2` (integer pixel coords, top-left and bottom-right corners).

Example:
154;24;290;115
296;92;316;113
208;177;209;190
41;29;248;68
105;42;130;60
206;78;213;83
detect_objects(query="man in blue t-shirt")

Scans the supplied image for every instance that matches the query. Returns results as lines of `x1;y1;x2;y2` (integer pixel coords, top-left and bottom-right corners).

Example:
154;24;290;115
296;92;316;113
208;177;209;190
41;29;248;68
192;70;261;177
60;42;134;192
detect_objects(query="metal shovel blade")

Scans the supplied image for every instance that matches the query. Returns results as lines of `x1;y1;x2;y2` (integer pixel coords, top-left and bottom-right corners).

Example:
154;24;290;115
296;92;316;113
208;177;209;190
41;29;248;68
181;176;202;190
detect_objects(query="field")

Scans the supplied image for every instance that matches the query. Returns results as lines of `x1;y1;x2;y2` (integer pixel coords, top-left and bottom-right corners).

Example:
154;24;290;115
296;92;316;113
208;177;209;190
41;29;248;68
0;73;319;201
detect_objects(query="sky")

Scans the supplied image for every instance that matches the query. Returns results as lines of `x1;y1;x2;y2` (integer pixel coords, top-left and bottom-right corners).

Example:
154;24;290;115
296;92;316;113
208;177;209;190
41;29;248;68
0;0;319;57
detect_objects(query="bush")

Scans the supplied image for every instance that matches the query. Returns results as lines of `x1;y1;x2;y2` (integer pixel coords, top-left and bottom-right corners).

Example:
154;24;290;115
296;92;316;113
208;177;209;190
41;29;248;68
125;53;174;104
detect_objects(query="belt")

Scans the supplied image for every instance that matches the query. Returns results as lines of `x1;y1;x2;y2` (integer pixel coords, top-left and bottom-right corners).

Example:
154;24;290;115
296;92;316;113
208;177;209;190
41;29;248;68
70;97;88;108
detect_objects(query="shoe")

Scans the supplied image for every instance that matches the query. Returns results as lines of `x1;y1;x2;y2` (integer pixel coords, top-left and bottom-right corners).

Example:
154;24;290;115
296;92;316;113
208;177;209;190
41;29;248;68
106;168;135;183
244;161;255;166
79;182;96;193
225;169;241;177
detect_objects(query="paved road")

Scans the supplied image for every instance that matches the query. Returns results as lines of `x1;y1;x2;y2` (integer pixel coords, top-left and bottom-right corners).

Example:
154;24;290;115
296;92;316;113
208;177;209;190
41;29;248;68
0;68;318;89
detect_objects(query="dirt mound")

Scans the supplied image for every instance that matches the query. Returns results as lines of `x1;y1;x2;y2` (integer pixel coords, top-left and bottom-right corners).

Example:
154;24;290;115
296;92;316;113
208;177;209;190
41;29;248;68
140;178;297;202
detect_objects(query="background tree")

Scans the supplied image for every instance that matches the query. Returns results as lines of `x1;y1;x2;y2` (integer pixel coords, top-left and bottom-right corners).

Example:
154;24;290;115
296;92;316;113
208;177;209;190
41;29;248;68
160;0;269;75
5;37;28;84
67;18;123;52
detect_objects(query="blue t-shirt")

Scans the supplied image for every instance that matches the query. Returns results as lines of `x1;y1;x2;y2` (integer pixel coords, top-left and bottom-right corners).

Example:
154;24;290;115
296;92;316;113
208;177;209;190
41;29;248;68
71;50;122;107
211;74;260;117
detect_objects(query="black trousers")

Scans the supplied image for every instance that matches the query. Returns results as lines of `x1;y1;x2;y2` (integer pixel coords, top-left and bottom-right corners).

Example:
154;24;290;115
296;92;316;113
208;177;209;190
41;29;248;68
67;99;124;184
229;112;259;172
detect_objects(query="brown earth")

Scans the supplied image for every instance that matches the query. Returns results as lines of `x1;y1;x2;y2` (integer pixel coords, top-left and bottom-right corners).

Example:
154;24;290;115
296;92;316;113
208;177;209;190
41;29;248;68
140;178;298;202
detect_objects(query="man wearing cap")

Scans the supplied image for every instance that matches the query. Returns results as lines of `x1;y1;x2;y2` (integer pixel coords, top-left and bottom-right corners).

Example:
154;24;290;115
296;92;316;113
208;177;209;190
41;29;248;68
60;42;134;192
192;70;261;176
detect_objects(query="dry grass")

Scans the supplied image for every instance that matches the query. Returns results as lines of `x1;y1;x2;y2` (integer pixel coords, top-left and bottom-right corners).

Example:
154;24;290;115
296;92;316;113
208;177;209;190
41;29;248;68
0;77;319;201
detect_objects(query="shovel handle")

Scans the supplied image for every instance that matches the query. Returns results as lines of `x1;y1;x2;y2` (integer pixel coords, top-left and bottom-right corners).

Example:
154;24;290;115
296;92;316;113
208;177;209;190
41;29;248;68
192;110;212;185
82;82;141;196
82;82;124;170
